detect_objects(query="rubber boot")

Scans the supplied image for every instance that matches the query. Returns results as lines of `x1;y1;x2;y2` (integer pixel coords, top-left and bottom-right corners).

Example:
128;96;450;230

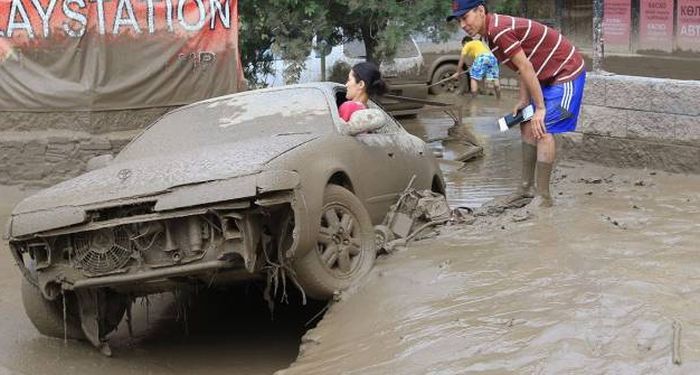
535;161;554;207
498;143;536;207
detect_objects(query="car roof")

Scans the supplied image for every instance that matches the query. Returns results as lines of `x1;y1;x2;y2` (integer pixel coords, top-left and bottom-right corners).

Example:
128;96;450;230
176;82;345;113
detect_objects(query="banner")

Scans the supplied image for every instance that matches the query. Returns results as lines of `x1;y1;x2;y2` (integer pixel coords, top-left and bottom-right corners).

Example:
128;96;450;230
640;0;674;51
603;0;632;48
677;0;700;51
0;0;244;111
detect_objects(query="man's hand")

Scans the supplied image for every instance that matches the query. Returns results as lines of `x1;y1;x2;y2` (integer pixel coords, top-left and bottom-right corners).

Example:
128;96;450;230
530;107;547;139
510;51;547;139
512;100;529;116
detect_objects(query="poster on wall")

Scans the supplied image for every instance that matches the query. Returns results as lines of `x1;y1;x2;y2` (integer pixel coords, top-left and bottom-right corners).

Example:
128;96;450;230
677;0;700;51
0;0;245;111
603;0;632;49
640;0;674;51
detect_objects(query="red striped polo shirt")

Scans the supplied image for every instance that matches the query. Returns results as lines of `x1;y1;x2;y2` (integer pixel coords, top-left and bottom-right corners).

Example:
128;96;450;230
484;13;584;85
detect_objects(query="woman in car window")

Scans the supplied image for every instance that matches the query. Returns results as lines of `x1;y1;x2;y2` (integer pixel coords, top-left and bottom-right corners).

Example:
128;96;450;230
339;62;388;122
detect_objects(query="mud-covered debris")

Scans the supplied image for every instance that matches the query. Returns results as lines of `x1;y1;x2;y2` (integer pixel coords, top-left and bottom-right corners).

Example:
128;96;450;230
376;176;451;253
633;205;640;209
580;178;603;184
438;259;452;270
450;207;475;225
586;192;593;196
673;319;682;365
512;211;532;222
454;144;484;162
603;215;627;229
634;180;646;187
650;172;657;176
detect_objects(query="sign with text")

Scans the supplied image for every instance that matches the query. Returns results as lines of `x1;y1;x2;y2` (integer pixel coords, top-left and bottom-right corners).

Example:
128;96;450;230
640;0;674;51
0;0;244;111
677;0;700;51
603;0;632;48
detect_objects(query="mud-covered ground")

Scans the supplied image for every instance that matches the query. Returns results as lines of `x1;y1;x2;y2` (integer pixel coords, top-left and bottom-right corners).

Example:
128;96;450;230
282;96;700;374
2;95;699;374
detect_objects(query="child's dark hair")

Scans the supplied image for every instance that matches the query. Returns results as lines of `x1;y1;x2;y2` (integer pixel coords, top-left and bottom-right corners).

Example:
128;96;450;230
461;36;473;45
351;62;388;97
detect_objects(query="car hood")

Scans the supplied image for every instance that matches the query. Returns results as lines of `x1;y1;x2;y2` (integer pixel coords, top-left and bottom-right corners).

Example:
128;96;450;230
13;134;317;215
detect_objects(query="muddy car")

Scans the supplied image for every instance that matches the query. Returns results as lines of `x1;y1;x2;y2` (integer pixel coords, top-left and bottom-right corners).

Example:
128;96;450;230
5;83;444;352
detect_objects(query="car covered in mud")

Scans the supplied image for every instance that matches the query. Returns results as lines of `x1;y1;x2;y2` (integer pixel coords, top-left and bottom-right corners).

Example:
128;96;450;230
5;83;444;352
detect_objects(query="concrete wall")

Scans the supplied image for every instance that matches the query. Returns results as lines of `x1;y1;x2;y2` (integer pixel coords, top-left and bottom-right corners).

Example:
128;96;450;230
560;74;700;174
0;107;175;188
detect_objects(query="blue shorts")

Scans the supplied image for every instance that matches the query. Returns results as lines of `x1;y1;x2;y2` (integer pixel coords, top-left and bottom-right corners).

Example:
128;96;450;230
470;54;499;81
538;70;586;134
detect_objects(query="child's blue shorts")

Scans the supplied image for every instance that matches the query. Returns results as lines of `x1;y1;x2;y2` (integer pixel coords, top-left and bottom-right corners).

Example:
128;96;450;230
539;70;587;134
470;54;500;81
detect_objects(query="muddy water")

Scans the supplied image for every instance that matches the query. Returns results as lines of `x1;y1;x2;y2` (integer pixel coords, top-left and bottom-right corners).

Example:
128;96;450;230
401;94;523;208
0;186;323;374
283;111;700;372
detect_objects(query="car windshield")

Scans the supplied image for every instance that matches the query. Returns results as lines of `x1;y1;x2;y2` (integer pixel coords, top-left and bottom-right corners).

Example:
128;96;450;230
117;88;333;160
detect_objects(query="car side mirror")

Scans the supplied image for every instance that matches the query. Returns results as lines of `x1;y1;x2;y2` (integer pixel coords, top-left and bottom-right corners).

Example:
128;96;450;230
342;109;387;136
87;154;114;171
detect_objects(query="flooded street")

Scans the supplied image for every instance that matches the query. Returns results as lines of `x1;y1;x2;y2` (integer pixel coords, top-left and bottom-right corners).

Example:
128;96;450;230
401;94;522;208
283;97;700;373
2;95;700;374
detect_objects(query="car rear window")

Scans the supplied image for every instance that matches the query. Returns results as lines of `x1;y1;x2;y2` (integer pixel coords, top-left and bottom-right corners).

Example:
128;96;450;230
118;88;333;160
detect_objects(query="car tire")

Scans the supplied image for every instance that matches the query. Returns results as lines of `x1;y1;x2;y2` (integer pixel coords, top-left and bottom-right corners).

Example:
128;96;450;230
21;278;85;340
293;185;376;300
429;63;459;95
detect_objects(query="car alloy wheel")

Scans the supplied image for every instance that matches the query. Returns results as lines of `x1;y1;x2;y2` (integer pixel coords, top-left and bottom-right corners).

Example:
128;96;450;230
317;203;362;276
292;185;376;300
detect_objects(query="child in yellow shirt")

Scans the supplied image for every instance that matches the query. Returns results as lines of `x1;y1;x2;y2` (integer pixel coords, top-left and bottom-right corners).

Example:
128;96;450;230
453;36;501;98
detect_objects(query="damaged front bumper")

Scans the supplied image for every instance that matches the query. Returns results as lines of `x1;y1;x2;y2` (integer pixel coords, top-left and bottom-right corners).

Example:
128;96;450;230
7;170;309;298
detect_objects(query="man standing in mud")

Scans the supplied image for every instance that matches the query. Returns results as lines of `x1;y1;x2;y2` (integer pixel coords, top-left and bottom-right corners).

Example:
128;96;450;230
448;0;586;207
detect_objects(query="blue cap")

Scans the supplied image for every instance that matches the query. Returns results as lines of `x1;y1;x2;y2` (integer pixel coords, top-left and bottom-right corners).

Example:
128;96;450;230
446;0;485;21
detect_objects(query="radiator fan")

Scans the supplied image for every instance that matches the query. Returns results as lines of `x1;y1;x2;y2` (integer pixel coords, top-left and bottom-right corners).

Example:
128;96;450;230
73;228;132;274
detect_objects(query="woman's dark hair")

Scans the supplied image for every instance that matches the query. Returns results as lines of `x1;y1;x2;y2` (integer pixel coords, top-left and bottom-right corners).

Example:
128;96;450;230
461;35;473;45
351;62;388;97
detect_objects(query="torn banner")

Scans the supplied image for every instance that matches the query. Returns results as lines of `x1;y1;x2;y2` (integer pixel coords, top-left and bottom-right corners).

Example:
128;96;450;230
0;0;244;111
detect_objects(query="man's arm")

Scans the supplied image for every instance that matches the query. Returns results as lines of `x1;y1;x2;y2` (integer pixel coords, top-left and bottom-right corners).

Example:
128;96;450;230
513;73;530;114
510;50;546;139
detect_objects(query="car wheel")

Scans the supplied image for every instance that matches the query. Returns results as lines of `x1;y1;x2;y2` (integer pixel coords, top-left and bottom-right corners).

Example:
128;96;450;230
429;63;459;95
293;185;376;300
21;278;85;340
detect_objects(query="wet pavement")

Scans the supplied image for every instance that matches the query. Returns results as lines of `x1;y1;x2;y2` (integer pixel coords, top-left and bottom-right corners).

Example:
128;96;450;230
2;94;700;374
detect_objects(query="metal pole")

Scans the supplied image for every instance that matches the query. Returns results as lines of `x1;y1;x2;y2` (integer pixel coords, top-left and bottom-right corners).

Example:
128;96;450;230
593;0;604;72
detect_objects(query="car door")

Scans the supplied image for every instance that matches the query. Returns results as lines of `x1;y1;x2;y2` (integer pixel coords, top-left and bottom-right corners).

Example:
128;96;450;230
379;114;432;192
351;125;403;222
352;103;433;220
